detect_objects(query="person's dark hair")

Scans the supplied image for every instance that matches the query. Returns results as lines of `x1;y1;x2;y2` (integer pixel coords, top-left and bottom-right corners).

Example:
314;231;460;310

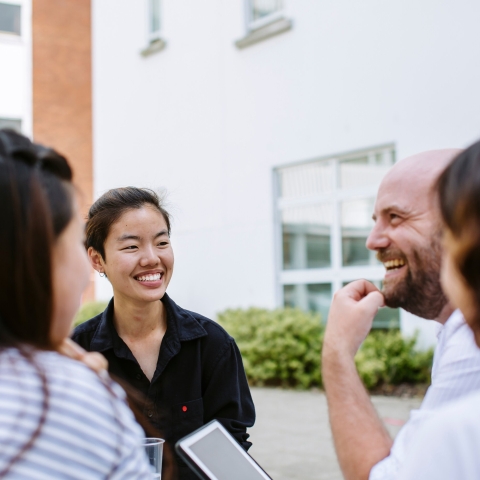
0;129;73;349
437;140;480;329
86;187;171;260
0;128;74;476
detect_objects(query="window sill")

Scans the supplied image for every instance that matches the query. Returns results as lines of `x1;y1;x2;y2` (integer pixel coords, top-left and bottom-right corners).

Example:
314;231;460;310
235;17;292;49
0;32;22;45
140;38;166;57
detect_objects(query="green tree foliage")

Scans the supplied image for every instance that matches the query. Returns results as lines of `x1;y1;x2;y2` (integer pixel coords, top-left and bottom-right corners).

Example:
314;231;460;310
218;307;433;391
73;301;108;327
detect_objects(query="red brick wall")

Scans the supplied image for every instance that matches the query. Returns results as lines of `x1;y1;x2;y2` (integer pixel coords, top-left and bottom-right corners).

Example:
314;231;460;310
32;0;95;301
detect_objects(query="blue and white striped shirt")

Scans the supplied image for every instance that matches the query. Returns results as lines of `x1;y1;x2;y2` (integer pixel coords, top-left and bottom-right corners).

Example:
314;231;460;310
0;348;151;479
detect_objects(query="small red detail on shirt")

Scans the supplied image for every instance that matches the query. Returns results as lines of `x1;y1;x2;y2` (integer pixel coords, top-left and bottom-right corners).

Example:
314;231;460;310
182;406;187;412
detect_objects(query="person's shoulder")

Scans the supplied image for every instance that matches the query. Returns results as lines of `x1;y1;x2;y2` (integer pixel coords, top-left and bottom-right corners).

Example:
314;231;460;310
184;308;234;343
72;311;104;338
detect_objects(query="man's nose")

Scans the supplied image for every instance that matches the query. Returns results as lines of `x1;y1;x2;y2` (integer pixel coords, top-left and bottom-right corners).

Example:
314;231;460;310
366;222;389;251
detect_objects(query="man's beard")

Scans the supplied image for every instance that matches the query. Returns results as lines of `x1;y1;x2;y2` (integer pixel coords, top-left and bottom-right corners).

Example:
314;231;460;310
379;237;447;319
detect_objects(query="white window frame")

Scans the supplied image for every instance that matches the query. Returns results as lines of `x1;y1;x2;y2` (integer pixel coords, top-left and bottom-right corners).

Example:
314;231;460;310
147;0;161;44
246;0;284;32
273;144;396;324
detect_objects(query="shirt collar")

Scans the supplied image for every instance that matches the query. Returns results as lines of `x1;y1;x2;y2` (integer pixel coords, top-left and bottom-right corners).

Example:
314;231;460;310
436;309;465;341
89;293;208;353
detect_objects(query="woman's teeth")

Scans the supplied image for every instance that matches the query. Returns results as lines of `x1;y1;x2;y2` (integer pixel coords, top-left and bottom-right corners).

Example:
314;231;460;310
384;259;405;270
136;273;162;282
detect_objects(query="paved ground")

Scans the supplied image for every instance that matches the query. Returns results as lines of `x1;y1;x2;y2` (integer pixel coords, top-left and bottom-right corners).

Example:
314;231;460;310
247;387;423;480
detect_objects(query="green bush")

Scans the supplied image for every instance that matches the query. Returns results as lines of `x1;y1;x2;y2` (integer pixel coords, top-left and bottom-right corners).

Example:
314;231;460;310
73;301;108;327
355;330;434;390
218;307;434;391
218;308;323;389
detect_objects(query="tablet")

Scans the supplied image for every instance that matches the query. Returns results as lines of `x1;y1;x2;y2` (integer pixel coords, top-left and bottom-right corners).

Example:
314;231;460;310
175;420;272;480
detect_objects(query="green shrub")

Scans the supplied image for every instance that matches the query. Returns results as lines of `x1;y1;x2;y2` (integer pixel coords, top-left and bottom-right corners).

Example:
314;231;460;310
73;301;108;327
355;330;433;389
218;307;434;391
218;308;323;389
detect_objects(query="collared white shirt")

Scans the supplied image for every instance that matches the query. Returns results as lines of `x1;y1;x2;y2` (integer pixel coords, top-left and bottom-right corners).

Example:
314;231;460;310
369;310;480;480
398;389;480;480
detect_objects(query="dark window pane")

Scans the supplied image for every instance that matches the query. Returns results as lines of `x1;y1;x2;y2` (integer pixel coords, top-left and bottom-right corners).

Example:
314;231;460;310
282;204;332;270
0;3;21;35
342;236;370;266
283;283;331;323
341;198;378;267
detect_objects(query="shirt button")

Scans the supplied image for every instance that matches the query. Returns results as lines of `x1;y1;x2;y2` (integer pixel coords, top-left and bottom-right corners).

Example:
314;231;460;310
147;411;153;418
135;373;142;380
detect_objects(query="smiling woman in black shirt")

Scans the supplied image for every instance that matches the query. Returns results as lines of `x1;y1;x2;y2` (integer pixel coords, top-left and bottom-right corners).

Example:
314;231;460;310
72;187;255;480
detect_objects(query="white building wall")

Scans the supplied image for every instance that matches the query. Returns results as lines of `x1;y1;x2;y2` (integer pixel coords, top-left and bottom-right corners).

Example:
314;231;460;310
92;0;480;346
0;0;32;136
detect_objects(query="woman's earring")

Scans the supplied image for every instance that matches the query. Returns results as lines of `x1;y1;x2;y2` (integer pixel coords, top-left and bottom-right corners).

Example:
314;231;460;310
99;272;106;278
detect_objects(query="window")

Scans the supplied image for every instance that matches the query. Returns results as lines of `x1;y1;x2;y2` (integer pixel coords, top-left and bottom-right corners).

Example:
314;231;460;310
0;2;21;35
141;0;165;57
148;0;161;43
0;118;21;132
248;0;283;30
275;145;398;328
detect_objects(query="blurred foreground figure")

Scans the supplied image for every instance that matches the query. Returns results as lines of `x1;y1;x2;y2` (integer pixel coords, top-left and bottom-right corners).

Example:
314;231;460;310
0;129;151;478
322;148;480;480
400;140;480;479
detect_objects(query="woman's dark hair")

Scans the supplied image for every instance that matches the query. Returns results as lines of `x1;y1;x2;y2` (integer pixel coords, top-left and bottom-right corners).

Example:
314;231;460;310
0;129;73;349
437;139;480;329
0;128;73;476
86;187;171;259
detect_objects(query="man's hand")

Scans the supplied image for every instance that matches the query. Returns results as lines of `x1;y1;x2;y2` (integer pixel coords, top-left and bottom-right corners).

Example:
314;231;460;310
324;279;385;359
322;280;391;480
58;338;108;374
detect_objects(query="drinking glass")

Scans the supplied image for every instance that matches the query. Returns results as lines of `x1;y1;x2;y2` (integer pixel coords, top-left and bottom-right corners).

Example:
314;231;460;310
142;438;165;479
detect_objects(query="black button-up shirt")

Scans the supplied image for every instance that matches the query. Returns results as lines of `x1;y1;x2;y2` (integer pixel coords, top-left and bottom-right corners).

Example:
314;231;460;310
72;294;255;479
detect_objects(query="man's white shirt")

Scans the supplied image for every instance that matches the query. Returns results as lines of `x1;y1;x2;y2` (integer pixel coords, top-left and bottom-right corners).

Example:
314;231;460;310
398;389;480;480
369;309;480;480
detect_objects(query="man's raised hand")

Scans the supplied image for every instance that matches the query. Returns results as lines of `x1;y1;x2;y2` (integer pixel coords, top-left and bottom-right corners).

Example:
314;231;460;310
324;280;385;359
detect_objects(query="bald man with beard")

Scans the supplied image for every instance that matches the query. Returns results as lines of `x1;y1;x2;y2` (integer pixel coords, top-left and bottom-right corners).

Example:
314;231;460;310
322;150;480;480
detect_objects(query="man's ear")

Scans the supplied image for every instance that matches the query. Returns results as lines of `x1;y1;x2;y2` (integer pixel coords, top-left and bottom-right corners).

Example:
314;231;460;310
88;247;105;273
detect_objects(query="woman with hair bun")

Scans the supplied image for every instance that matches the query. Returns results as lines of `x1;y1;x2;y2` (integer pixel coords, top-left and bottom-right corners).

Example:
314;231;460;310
72;187;255;479
0;129;151;478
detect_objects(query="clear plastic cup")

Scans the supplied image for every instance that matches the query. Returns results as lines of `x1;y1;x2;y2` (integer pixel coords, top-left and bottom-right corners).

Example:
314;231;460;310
142;438;165;479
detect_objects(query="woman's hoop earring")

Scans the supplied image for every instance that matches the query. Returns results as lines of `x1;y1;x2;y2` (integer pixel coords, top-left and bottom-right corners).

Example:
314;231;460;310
99;272;106;278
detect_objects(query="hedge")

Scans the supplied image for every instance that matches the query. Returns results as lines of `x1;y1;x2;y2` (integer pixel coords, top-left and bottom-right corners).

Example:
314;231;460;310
217;307;433;391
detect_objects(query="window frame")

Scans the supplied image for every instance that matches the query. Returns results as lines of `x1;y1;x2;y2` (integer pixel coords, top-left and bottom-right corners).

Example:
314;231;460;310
147;0;162;44
245;0;284;32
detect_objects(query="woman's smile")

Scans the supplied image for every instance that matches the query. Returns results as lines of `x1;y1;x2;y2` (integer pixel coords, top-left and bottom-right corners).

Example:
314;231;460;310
134;270;164;288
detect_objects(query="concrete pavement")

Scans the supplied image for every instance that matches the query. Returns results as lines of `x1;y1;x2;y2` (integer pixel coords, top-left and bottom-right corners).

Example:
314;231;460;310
248;387;422;480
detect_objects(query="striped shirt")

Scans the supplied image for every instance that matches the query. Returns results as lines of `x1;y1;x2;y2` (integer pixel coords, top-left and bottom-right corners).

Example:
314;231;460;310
0;348;152;479
370;309;480;480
